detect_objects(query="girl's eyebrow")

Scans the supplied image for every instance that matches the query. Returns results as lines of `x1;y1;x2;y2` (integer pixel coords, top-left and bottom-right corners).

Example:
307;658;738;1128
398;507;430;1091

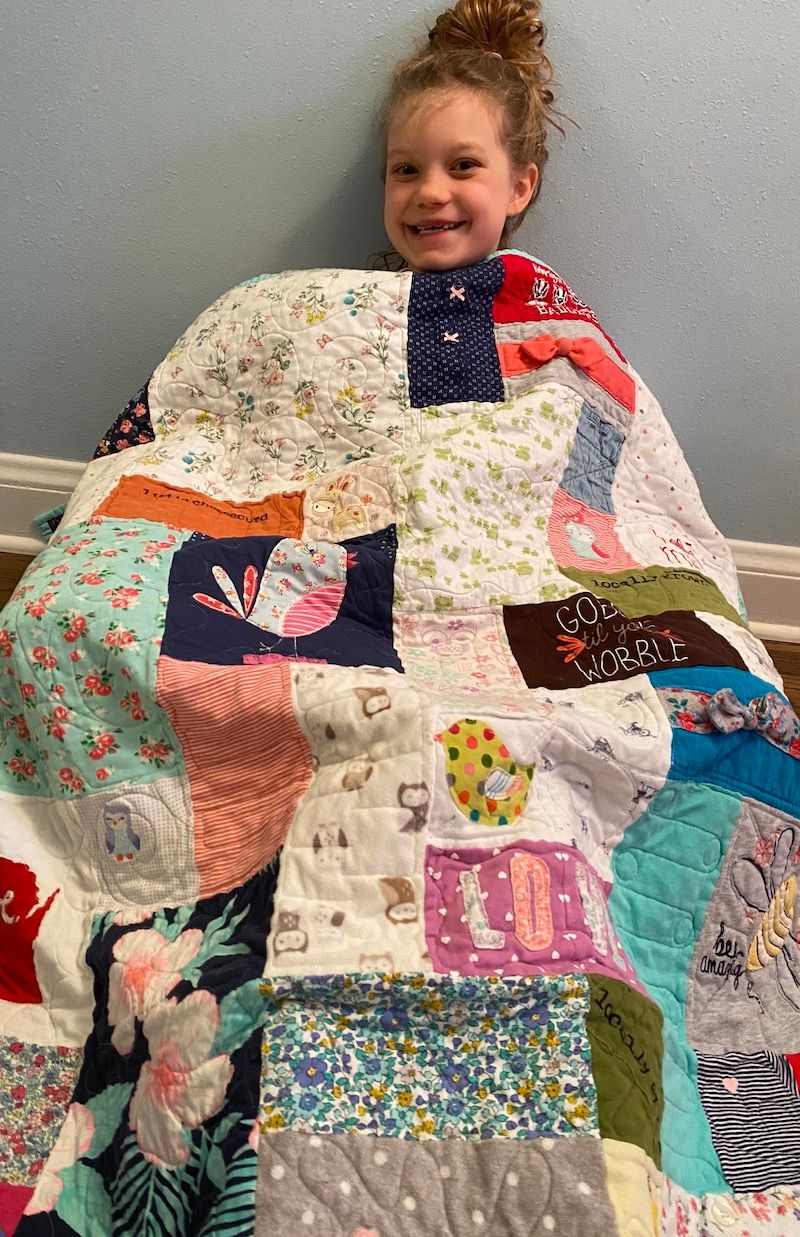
387;142;489;159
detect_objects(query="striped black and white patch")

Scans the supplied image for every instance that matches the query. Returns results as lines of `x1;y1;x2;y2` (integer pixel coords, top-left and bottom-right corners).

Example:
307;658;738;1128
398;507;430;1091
697;1050;800;1192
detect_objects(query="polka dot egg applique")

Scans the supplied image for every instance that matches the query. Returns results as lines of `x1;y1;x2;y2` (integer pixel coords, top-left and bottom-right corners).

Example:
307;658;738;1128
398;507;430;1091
435;718;534;825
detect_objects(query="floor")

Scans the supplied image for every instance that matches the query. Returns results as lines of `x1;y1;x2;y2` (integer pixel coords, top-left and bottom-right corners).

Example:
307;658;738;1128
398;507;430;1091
1;551;799;711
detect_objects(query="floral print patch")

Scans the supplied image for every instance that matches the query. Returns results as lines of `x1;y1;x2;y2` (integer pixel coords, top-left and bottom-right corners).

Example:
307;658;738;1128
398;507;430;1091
93;382;154;459
259;972;597;1140
0;518;185;795
394;389;583;612
17;866;278;1233
0;1038;82;1186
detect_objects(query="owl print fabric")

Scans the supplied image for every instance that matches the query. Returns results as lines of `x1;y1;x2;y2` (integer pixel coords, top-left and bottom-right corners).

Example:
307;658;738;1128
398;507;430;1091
1;255;799;1236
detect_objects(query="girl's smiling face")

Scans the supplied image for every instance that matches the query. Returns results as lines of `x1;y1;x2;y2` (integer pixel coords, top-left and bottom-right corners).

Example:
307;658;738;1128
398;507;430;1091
384;87;538;272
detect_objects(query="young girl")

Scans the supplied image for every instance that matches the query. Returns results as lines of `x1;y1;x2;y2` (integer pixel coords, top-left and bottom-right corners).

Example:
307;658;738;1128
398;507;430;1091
378;0;563;273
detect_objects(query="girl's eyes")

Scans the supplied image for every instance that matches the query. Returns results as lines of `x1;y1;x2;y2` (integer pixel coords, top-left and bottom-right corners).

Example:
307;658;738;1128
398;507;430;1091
391;159;481;177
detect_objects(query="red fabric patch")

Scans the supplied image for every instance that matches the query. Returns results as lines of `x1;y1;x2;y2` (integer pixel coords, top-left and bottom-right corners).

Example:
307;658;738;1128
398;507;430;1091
497;334;636;413
493;253;627;363
0;860;58;1005
0;1182;34;1232
787;1053;800;1091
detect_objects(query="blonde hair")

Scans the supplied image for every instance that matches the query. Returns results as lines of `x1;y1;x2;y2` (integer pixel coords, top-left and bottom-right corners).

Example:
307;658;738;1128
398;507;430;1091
374;0;565;269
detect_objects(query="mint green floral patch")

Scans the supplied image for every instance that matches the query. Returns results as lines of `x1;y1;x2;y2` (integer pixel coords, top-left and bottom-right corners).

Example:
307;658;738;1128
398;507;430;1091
1;518;186;796
259;972;596;1140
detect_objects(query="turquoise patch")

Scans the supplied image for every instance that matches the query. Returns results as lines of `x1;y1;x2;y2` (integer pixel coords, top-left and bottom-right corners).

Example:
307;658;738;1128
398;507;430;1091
651;667;800;817
610;780;743;1194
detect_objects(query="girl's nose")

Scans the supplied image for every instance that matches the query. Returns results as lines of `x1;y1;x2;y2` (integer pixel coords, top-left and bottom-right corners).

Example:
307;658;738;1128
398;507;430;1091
416;169;450;206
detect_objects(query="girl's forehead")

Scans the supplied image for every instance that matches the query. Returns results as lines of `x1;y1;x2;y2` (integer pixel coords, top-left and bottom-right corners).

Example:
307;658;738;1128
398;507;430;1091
388;86;502;139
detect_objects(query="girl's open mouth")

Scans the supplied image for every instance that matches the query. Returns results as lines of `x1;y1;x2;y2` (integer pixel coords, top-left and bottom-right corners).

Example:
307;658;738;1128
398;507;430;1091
412;222;466;234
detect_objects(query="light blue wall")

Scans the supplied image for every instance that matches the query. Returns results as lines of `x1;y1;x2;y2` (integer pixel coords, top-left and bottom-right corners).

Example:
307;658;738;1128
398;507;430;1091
2;1;798;543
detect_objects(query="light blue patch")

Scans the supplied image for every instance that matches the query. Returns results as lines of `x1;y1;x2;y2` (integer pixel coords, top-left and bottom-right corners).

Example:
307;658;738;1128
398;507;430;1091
610;780;743;1194
560;402;624;514
650;667;799;817
235;273;279;288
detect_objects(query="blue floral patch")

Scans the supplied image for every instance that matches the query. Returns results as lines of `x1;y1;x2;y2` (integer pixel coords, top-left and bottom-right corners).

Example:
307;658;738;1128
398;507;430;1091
259;972;597;1140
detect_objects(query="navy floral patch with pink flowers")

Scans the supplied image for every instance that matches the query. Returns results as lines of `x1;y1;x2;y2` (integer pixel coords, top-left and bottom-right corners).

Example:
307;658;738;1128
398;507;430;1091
93;381;155;459
15;866;278;1237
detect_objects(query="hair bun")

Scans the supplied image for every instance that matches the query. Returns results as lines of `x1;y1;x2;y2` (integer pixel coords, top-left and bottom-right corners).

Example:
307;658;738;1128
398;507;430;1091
429;0;547;65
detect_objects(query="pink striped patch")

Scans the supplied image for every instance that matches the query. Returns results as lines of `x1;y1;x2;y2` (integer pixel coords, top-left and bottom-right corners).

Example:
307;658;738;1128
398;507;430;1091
548;489;640;573
157;657;312;897
282;583;345;637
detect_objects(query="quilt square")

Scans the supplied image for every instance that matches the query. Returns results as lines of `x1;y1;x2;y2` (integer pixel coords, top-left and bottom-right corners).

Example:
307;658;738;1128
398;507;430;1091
548;489;639;573
394;391;583;611
157;658;312;897
259;972;597;1140
585;975;664;1167
407;261;505;406
272;668;429;975
424;841;637;987
19;867;278;1232
696;1051;800;1193
0;1038;82;1186
63;774;199;910
393;611;525;692
0;519;184;798
303;465;394;541
0;792;99;1047
162;528;400;669
503;592;746;690
559;402;625;514
95;474;305;539
686;797;800;1055
255;1129;616;1237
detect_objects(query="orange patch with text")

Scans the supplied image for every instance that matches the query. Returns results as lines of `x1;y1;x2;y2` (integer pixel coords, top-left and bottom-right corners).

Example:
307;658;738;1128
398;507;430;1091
95;475;304;539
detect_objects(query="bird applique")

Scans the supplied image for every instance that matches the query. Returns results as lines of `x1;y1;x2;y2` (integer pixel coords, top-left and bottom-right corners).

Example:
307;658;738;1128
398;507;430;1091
193;538;355;652
103;803;141;863
435;718;534;826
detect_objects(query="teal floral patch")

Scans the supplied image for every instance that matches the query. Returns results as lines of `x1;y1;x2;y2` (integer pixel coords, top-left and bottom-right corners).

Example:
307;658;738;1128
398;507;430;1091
0;518;185;795
259;972;596;1139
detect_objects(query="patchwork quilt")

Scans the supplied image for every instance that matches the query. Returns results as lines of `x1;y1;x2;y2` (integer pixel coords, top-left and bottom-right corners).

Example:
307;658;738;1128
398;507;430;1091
1;251;799;1236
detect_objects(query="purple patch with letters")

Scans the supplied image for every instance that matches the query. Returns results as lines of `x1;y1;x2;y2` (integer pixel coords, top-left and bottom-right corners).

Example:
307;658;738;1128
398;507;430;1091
424;840;639;985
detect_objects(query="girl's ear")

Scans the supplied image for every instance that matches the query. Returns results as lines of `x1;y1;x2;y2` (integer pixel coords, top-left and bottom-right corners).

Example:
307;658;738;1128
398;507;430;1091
508;163;539;214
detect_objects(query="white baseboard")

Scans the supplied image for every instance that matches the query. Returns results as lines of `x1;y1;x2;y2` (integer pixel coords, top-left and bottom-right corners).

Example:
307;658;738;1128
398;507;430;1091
731;540;800;642
1;452;798;641
0;452;85;554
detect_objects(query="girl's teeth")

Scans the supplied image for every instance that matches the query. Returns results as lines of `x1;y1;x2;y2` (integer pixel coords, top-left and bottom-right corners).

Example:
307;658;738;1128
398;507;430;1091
417;223;459;233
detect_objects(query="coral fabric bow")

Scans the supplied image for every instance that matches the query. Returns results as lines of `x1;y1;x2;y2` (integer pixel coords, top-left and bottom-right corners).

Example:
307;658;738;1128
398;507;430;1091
497;333;636;412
